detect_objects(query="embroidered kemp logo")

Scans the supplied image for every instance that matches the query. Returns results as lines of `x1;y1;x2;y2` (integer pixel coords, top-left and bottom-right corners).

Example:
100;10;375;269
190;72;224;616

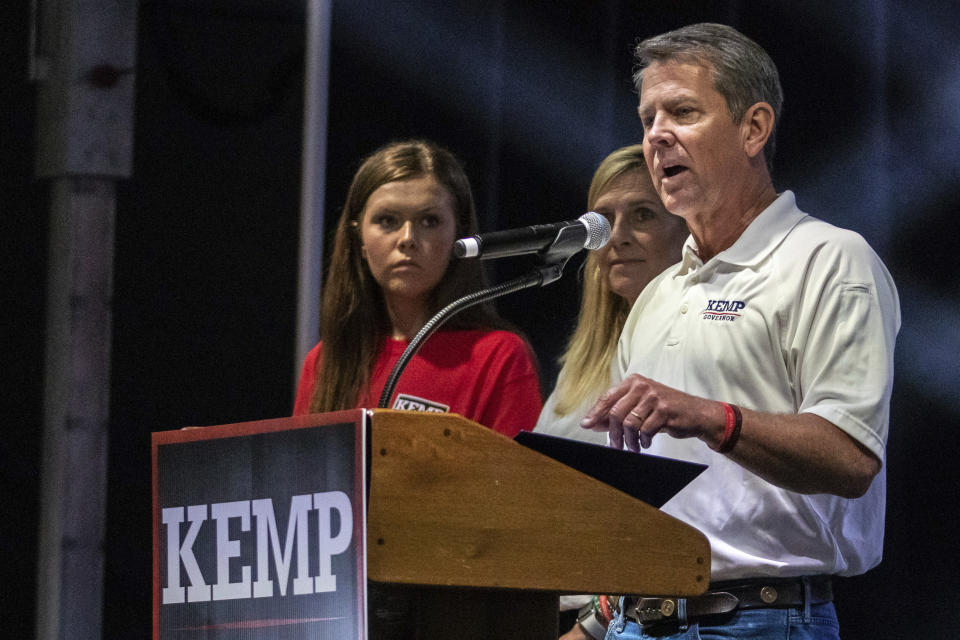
392;394;450;413
702;299;746;322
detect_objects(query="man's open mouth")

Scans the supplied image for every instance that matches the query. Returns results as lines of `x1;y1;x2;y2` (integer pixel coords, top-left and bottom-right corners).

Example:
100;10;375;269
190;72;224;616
664;165;687;178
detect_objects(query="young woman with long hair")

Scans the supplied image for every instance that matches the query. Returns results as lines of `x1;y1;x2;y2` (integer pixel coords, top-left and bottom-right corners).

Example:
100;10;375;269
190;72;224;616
293;140;541;437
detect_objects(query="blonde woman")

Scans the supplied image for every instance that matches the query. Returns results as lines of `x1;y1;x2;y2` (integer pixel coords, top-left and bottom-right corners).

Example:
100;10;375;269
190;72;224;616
534;145;688;640
535;144;688;443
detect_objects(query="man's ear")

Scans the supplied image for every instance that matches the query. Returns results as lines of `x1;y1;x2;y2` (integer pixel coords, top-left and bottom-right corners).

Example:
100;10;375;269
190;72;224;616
742;101;774;159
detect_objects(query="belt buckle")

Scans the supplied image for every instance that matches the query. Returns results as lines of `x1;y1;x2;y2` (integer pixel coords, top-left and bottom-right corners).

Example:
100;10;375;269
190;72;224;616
634;597;677;625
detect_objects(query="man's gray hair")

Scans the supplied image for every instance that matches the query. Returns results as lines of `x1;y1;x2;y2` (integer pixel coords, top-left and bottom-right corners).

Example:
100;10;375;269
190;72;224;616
633;23;784;172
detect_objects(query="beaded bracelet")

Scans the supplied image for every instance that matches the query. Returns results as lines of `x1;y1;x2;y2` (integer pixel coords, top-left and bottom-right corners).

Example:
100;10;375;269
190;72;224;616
577;598;609;640
597;595;613;623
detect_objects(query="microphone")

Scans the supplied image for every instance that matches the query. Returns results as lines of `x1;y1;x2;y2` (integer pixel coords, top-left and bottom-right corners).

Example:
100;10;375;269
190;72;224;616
454;212;610;260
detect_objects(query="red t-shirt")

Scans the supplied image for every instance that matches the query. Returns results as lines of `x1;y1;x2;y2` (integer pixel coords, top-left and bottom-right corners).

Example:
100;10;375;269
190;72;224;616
293;329;542;438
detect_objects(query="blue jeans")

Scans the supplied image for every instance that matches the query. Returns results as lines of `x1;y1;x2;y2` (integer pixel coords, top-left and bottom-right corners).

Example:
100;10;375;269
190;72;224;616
605;599;840;640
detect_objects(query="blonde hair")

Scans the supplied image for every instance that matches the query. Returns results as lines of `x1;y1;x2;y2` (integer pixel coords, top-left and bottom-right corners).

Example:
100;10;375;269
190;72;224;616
551;145;647;416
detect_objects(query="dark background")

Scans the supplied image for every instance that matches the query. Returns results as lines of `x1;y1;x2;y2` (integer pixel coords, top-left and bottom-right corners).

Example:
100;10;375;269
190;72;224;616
4;1;959;638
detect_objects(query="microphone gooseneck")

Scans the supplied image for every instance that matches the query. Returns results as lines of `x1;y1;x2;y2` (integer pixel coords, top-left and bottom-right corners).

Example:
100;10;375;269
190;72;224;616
378;270;545;409
379;213;610;410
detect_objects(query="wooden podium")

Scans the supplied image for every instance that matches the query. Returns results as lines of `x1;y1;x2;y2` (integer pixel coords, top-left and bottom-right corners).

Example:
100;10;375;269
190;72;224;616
153;410;709;639
366;410;709;639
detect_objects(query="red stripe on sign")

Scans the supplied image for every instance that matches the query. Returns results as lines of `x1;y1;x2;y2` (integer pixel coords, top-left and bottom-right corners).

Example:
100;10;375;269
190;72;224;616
176;617;342;630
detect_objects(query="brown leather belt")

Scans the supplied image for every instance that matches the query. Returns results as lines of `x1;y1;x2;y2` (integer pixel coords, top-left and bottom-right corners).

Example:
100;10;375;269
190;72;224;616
624;576;833;627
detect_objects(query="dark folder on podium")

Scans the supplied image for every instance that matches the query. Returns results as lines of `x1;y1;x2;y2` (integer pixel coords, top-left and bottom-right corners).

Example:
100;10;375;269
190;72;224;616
514;430;707;508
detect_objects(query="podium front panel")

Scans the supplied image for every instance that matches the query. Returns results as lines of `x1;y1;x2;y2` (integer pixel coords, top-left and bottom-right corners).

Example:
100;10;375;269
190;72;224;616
152;411;367;639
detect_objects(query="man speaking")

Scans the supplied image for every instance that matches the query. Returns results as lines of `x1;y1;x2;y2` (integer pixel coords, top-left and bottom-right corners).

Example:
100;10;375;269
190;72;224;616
579;23;900;640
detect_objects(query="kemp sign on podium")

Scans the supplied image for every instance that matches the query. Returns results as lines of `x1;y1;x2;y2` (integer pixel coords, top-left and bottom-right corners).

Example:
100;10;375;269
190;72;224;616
152;411;367;639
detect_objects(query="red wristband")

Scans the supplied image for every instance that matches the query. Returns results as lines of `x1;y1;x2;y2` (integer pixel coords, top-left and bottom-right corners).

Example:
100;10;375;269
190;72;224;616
716;402;742;453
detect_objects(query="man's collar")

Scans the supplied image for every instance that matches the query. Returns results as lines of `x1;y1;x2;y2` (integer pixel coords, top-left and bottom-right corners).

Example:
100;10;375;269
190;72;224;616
677;191;806;274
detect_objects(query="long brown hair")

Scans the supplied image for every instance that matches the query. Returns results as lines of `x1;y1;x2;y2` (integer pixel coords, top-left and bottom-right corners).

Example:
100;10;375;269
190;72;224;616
310;140;505;412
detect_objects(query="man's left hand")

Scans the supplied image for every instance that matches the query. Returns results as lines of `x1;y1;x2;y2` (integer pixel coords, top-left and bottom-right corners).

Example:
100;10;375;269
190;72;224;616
580;373;724;451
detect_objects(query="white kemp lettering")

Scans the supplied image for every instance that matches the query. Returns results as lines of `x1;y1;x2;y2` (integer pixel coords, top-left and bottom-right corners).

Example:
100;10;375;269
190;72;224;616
161;491;353;604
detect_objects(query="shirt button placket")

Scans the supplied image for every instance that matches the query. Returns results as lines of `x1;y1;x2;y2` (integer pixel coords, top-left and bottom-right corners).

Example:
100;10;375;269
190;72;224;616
667;299;689;349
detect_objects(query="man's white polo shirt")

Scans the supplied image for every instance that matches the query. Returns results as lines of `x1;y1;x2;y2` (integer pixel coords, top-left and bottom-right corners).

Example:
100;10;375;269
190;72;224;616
616;191;900;580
